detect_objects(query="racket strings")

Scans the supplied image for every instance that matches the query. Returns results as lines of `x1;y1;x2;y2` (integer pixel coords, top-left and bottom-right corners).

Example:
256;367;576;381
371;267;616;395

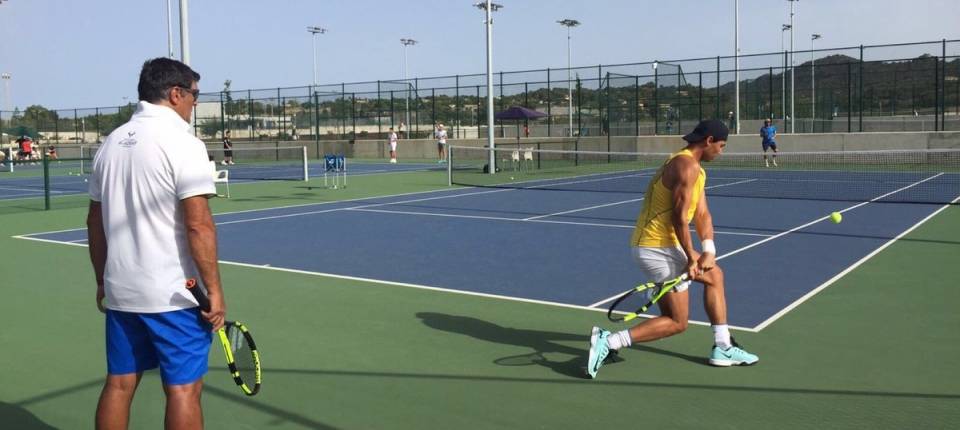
225;325;258;386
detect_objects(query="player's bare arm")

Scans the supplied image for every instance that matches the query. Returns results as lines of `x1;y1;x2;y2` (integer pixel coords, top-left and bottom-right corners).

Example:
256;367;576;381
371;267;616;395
693;190;717;272
665;155;702;279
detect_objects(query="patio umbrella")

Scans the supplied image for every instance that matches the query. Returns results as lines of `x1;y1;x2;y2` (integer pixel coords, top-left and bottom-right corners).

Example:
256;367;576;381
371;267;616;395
495;106;548;146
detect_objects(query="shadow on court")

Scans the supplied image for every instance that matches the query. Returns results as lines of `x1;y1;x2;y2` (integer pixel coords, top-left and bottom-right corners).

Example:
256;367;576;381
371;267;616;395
415;312;635;379
0;403;57;430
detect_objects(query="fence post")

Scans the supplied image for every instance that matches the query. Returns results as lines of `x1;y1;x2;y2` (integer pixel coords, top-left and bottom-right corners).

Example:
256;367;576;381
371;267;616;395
698;71;703;121
634;75;640;136
941;39;946;130
858;45;863;132
847;61;852;132
377;80;382;136
546;68;552;137
768;67;774;120
455;75;461;139
716;56;721;123
934;53;940;131
654;64;659;135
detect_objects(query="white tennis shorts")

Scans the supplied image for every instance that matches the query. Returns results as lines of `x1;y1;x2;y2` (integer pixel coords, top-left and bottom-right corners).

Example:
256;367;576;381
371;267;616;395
390;142;397;151
631;245;692;293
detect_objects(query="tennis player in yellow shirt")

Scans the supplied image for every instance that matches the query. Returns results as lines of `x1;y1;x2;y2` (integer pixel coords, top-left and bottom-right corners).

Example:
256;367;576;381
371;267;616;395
587;120;758;378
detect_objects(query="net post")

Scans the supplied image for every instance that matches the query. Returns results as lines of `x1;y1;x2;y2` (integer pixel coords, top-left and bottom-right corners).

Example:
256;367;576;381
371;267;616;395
43;154;51;210
446;144;452;186
302;146;308;182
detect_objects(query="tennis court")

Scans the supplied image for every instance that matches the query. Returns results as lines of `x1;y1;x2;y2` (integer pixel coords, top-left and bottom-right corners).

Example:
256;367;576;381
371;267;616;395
2;147;959;428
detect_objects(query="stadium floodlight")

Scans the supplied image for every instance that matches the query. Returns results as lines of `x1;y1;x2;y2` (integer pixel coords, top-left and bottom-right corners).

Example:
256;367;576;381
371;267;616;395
473;1;502;174
400;38;418;136
811;34;822;131
781;24;791;122
307;26;328;87
557;19;580;138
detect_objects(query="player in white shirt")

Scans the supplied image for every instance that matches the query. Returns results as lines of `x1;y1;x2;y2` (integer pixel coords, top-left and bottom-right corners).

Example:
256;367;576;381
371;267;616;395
87;57;225;429
388;127;398;163
435;123;448;163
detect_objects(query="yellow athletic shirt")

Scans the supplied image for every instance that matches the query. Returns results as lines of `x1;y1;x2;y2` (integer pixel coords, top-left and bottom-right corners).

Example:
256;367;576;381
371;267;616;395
630;149;706;247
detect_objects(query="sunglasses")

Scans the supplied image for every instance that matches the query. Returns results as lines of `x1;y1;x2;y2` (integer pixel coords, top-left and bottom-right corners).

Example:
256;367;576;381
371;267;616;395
175;86;200;98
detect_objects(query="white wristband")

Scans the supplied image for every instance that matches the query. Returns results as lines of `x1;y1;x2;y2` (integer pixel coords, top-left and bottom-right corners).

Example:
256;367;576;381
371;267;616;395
702;239;716;255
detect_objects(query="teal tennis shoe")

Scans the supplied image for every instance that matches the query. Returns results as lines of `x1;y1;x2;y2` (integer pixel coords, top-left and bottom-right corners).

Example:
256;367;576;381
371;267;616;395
586;326;611;378
709;339;759;367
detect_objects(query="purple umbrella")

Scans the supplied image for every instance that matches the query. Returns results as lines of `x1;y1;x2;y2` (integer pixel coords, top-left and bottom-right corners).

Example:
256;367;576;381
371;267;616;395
495;106;548;144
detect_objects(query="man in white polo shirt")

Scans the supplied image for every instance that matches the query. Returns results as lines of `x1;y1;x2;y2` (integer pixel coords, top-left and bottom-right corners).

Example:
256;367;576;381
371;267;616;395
87;57;226;429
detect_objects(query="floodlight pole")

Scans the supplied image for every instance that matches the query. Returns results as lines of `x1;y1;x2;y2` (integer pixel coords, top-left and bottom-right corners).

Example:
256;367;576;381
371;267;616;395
1;73;10;112
166;0;174;58
307;26;327;88
734;0;740;134
781;24;791;122
401;38;418;137
558;19;580;138
178;0;190;65
811;34;821;132
788;0;797;133
475;1;501;174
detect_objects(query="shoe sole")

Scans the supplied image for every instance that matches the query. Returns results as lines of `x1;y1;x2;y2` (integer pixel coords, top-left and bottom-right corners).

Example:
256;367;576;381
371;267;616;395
708;358;759;367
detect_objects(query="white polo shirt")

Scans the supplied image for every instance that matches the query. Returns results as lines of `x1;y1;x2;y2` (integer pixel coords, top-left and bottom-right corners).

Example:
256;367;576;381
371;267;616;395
89;101;216;313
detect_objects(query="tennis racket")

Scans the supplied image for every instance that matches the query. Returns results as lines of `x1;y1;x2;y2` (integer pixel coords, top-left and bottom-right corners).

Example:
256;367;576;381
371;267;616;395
606;273;689;322
186;279;261;396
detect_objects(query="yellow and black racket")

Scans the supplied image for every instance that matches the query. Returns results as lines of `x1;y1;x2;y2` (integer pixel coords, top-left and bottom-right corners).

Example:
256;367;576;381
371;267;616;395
606;274;689;322
186;279;261;396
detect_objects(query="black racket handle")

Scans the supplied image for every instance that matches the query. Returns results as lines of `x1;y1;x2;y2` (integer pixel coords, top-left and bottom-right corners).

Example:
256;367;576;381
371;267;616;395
185;278;212;312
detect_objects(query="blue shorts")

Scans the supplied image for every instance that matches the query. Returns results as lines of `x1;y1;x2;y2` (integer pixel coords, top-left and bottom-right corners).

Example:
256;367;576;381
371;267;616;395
762;141;777;151
105;308;212;385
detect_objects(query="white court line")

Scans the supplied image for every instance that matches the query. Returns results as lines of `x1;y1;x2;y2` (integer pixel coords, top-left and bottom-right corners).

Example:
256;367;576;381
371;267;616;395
586;172;948;314
348;206;773;238
523;178;758;221
752;190;960;331
8;231;749;331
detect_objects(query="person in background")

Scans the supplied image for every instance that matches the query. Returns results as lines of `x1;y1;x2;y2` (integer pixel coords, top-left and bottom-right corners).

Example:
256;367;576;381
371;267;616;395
435;123;447;163
388;127;398;163
760;118;778;167
221;129;234;165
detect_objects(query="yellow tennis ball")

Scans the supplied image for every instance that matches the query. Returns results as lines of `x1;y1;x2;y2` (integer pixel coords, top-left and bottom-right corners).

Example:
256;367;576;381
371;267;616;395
830;212;842;224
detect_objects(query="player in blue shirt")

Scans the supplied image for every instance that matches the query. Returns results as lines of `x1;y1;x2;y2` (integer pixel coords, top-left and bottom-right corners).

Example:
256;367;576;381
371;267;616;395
760;119;778;167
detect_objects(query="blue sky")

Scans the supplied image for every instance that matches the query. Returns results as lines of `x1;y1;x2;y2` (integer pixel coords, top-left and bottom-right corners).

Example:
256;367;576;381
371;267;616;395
0;0;957;110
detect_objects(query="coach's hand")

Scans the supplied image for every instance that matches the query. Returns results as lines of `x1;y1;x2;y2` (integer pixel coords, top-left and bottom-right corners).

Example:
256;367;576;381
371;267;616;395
96;283;106;313
203;292;226;332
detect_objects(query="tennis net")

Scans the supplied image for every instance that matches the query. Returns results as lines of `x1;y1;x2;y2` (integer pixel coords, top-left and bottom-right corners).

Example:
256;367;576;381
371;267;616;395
80;144;309;182
446;145;960;204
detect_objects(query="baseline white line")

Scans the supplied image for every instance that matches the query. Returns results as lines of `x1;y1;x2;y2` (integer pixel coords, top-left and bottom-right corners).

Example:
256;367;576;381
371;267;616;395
10;219;759;331
523;178;756;221
12;234;90;248
349;206;773;238
752;192;960;331
586;173;946;310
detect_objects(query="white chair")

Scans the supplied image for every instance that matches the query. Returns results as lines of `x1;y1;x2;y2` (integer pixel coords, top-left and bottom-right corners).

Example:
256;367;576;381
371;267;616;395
522;147;534;170
209;161;230;198
510;150;520;171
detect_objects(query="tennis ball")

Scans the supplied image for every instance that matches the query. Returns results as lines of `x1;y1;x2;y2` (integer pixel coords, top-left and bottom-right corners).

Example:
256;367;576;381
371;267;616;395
510;176;514;180
830;212;842;224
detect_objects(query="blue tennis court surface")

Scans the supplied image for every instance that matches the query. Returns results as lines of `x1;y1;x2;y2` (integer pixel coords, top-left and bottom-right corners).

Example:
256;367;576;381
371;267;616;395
17;167;959;330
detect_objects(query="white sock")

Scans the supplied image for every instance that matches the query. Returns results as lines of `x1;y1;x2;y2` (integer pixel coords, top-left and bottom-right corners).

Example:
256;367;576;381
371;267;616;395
605;330;632;351
712;325;731;349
